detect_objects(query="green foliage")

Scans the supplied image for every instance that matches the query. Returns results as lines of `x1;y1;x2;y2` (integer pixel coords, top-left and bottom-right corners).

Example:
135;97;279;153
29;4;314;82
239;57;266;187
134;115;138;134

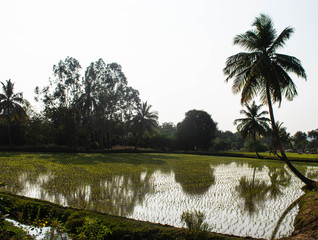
0;79;29;145
76;217;112;240
0;220;32;240
224;14;315;187
177;110;217;150
181;210;209;240
132;101;159;149
292;131;308;153
234;101;270;157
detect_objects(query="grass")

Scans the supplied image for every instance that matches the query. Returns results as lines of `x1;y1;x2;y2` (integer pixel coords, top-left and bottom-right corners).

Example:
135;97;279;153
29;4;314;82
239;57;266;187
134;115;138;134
227;151;318;162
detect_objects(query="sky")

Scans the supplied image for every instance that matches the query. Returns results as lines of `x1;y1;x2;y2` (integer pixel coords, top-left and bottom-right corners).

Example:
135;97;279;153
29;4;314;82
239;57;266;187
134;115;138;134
0;0;317;135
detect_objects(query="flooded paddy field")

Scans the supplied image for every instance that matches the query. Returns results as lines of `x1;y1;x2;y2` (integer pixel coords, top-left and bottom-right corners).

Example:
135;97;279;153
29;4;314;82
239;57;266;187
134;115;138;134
1;152;318;239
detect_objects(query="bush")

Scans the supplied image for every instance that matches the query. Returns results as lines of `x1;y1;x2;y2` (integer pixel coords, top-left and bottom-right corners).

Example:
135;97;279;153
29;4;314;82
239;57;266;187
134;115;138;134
181;210;209;240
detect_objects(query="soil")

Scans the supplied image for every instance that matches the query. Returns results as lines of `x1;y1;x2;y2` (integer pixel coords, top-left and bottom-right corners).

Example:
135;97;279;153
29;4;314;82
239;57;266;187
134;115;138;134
287;190;318;240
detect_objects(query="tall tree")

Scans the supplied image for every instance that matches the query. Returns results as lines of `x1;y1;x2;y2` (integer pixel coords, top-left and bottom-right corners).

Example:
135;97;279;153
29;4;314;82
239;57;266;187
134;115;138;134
224;14;316;187
177;110;217;150
234;101;270;158
132;101;159;149
0;79;29;145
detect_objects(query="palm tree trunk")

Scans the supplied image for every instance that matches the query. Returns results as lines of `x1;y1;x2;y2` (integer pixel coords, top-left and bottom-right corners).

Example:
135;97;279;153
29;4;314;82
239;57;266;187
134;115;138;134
6;108;12;146
253;132;261;158
265;85;315;187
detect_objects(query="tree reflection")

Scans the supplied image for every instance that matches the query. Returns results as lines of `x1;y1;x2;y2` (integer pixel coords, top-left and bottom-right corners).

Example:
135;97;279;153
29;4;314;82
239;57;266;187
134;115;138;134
267;167;291;199
174;162;215;195
11;169;155;217
236;167;268;214
236;166;292;215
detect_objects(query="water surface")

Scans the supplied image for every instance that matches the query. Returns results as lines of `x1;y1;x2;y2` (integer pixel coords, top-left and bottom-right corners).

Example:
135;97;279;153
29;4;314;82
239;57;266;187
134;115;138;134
2;154;318;239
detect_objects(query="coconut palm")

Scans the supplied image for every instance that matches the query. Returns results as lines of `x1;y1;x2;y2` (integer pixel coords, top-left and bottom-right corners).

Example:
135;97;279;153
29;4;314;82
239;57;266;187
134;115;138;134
0;79;29;146
234;101;270;158
268;121;291;156
224;14;316;187
132;101;158;149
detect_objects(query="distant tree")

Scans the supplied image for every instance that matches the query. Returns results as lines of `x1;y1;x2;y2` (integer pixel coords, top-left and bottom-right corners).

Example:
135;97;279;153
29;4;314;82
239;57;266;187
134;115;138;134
0;79;29;145
160;122;176;135
292;131;308;153
223;14;315;187
91;60;140;148
308;129;318;152
234;101;270;158
36;57;141;148
132;101;159;149
148;122;177;150
267;122;291;155
177;110;217;150
212;130;244;151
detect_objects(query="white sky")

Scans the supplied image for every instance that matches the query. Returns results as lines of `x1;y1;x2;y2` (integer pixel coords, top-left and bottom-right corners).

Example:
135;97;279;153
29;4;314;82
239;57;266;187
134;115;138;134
0;0;317;135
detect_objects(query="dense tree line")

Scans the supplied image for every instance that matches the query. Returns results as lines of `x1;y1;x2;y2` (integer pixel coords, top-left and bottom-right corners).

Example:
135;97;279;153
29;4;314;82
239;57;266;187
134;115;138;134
0;56;317;154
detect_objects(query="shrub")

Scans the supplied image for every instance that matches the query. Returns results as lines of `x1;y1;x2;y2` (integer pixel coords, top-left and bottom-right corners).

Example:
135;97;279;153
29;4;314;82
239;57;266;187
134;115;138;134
181;210;209;240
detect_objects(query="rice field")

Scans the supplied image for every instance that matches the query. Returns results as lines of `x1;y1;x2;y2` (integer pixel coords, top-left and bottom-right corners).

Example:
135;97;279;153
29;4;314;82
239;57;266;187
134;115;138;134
1;152;318;239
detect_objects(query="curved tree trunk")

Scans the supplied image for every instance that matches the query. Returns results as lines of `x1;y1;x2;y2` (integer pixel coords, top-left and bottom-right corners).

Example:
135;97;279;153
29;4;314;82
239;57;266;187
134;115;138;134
265;85;316;188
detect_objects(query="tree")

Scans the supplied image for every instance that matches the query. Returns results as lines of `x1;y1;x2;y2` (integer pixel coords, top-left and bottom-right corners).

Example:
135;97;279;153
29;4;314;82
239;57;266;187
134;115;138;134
37;57;141;148
308;129;318;153
223;14;316;187
292;131;308;153
132;101;159;149
234;101;270;158
0;79;29;146
267;122;291;155
177;110;217;150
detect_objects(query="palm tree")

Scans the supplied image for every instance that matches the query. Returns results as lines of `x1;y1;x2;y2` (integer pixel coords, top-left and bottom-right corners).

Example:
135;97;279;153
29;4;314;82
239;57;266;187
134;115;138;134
132;101;158;149
0;79;29;146
268;121;291;156
224;14;316;187
234;101;270;158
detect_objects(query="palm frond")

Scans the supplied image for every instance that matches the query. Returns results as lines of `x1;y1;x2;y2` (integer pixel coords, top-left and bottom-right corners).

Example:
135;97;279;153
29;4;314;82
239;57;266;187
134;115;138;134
268;27;294;53
274;54;307;79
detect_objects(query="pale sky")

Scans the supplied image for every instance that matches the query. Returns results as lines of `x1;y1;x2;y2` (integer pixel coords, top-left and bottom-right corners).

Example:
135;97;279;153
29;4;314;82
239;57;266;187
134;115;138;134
0;0;317;135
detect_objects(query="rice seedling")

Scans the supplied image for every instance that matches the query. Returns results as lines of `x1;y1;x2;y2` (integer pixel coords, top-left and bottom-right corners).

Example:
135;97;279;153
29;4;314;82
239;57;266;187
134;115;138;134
1;152;317;239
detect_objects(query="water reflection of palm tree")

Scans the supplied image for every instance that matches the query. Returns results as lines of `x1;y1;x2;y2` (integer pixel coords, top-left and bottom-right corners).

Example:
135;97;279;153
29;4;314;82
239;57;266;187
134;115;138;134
236;166;292;215
267;167;291;199
236;167;268;214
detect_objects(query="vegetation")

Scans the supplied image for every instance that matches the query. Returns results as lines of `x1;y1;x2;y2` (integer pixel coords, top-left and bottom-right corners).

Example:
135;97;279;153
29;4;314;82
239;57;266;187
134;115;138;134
0;12;317;240
176;110;217;150
132;101;159;149
0;79;29;146
223;14;316;187
234;101;270;158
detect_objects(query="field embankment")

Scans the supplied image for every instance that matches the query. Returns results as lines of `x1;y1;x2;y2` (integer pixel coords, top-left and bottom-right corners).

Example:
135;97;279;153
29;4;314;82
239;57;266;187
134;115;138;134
0;192;253;240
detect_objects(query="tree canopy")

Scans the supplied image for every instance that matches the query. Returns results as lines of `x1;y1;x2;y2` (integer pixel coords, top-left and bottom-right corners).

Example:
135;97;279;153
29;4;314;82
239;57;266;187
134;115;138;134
224;14;315;187
177;109;217;150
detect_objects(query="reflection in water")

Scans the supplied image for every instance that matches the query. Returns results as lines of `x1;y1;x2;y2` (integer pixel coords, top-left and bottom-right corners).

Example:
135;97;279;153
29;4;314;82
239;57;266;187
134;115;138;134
6;170;154;217
128;163;304;239
236;167;269;214
174;162;215;195
2;161;318;239
236;166;292;215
